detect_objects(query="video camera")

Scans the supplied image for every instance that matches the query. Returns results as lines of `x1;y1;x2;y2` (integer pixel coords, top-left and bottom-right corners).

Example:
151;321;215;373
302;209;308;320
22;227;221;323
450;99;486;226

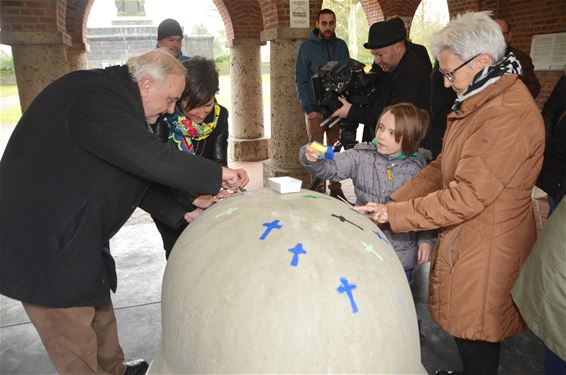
311;58;380;149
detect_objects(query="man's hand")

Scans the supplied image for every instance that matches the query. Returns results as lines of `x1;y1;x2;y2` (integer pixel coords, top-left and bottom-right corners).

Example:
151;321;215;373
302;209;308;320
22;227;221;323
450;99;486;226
221;167;249;191
215;189;239;200
307;111;321;120
331;96;352;119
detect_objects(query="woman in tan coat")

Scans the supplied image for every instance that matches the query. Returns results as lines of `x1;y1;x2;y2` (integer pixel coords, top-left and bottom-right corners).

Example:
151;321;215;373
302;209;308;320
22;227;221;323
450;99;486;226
356;12;545;374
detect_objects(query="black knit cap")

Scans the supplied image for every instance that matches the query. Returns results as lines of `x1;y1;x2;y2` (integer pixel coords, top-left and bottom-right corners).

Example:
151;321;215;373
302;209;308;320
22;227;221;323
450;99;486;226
363;19;405;49
157;18;183;40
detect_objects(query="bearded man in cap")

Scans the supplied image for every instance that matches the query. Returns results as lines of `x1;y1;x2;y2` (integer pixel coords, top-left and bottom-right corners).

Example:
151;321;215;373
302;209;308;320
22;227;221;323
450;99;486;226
156;18;191;61
295;8;350;198
333;19;430;142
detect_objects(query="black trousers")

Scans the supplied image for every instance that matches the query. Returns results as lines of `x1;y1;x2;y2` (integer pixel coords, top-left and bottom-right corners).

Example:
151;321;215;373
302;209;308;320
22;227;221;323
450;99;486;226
153;218;186;259
455;337;501;375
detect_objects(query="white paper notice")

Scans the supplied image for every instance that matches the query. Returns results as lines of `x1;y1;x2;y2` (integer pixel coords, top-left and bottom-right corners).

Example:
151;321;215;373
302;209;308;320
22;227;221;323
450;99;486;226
290;0;309;28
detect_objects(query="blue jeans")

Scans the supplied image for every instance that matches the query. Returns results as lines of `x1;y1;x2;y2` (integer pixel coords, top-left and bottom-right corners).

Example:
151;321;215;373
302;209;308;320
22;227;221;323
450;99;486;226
405;268;414;283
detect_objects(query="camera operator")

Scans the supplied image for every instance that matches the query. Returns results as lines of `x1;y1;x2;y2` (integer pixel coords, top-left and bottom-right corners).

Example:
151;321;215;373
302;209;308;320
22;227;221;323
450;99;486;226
332;19;430;142
295;8;349;198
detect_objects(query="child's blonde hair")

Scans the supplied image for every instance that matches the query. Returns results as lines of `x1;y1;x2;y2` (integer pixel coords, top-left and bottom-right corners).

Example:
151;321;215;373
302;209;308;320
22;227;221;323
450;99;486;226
375;103;429;155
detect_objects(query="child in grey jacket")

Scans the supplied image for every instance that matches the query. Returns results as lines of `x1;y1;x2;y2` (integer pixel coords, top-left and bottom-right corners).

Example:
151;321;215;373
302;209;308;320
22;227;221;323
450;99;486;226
299;103;436;281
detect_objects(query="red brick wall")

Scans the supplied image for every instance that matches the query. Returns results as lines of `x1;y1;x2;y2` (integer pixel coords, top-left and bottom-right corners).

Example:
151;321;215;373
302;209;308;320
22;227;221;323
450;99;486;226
0;0;63;32
360;0;384;24
67;0;92;44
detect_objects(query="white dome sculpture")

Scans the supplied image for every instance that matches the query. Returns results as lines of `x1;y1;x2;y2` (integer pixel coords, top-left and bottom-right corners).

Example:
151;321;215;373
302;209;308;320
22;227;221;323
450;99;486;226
149;188;426;374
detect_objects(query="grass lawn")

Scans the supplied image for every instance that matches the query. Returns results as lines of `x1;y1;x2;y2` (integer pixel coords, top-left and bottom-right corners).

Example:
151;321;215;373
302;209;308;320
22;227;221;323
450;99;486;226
1;105;22;125
0;84;21;125
1;85;18;98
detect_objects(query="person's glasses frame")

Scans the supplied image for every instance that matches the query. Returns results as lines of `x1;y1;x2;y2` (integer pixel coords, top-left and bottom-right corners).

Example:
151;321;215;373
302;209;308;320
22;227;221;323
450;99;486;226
439;53;481;82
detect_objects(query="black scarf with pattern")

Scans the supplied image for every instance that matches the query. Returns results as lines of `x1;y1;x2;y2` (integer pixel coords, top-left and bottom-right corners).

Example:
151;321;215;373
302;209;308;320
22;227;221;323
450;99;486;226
452;52;522;112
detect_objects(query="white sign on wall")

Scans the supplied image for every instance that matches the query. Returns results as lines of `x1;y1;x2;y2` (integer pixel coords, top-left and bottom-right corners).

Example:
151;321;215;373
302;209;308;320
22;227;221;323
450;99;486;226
290;0;309;28
530;32;566;71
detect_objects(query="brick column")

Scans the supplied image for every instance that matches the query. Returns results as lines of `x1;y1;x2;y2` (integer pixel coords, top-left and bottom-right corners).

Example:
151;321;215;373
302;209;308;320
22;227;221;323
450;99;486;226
0;31;71;111
227;38;268;161
260;27;311;186
67;42;90;72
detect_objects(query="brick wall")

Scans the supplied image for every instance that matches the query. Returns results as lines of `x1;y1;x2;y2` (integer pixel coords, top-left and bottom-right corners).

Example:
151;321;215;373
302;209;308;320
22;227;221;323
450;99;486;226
0;0;62;32
360;0;385;24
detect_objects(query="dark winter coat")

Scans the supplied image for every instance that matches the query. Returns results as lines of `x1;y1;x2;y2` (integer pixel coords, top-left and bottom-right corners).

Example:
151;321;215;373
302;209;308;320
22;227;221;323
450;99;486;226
295;29;350;114
348;49;430;140
0;65;222;308
536;74;566;200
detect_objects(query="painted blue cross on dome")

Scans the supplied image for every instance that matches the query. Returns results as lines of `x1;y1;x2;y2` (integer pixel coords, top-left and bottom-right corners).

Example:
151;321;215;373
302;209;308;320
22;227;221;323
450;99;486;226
373;230;390;244
337;277;359;313
259;219;282;240
288;243;307;267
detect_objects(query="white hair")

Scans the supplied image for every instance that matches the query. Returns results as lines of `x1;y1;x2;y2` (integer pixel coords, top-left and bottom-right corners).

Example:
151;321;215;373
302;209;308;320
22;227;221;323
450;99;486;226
126;49;186;84
431;11;506;63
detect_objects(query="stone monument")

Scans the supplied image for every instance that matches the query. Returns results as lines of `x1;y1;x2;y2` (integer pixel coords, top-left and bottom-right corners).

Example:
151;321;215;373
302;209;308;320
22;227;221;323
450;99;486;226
148;188;426;374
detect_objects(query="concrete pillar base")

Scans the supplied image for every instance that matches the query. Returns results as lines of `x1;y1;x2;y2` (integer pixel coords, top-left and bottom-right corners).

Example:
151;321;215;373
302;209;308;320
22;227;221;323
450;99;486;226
229;137;268;162
262;159;312;189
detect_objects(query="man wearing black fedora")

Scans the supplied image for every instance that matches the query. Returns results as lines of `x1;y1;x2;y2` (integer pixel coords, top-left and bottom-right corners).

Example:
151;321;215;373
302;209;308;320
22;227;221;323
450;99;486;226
333;18;430;142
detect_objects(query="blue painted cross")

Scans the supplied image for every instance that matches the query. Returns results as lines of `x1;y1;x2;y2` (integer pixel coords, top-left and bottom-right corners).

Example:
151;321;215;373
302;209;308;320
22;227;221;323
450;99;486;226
259;219;282;240
288;243;307;267
337;277;359;313
373;230;390;244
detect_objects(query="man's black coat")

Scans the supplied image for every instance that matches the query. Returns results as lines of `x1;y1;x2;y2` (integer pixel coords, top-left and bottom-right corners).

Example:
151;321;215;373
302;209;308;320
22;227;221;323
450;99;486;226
348;49;431;141
0;65;222;308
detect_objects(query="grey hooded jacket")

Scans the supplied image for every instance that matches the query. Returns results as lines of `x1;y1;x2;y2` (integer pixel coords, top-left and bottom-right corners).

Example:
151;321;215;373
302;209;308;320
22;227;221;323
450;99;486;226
299;142;436;270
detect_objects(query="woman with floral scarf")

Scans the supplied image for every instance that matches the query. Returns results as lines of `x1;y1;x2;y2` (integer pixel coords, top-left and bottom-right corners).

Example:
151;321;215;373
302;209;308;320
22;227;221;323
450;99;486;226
355;12;544;374
153;56;231;259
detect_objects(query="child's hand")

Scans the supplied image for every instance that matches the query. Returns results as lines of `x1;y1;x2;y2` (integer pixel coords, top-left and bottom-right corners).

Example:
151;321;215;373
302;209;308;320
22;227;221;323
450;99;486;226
417;242;433;264
305;144;320;162
184;208;204;223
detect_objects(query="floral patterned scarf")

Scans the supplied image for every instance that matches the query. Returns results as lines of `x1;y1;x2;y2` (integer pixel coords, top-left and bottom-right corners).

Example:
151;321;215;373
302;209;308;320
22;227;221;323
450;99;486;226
163;102;221;154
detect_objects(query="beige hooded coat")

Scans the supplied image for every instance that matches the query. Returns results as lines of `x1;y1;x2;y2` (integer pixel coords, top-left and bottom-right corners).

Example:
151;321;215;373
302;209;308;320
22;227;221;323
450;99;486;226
388;75;545;342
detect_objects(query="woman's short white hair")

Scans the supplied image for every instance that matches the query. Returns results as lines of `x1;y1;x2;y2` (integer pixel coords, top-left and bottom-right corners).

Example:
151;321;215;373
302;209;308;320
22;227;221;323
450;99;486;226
126;49;186;84
431;11;506;63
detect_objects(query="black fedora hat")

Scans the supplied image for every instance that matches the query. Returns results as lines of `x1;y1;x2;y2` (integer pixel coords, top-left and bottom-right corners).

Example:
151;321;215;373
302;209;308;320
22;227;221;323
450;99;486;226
363;19;405;49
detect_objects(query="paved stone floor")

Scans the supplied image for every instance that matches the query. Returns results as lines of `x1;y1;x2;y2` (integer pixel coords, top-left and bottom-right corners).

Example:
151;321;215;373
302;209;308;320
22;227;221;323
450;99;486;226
0;124;548;374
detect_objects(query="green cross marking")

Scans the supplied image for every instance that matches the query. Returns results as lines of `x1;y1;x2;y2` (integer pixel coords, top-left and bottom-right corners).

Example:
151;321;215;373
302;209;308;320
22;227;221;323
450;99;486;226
215;207;238;218
362;241;383;261
303;194;331;200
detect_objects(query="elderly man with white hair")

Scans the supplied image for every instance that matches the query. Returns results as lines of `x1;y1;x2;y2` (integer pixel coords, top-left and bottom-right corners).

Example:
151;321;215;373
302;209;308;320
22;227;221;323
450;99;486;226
0;49;248;375
355;12;544;375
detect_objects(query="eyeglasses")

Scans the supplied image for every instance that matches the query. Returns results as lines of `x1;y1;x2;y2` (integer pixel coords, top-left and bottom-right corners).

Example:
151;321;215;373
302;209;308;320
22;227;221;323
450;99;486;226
439;53;480;82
